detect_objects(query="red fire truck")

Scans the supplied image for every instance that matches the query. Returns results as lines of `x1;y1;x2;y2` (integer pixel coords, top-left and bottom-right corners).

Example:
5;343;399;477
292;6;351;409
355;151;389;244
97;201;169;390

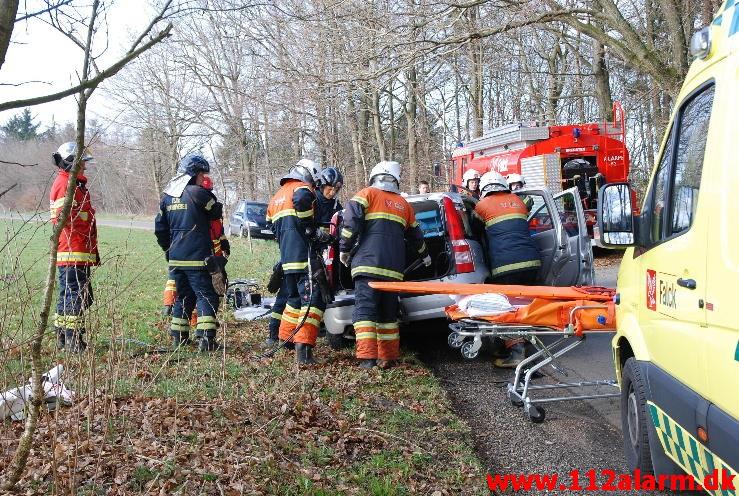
450;102;630;244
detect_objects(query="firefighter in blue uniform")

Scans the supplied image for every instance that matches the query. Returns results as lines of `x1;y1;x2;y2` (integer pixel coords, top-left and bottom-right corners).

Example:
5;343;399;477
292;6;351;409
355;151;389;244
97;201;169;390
267;159;331;365
315;167;344;228
340;161;430;369
474;171;541;367
155;154;224;352
264;166;343;348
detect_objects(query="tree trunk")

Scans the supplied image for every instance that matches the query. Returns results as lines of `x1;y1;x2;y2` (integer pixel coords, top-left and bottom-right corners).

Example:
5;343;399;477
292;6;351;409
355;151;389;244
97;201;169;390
592;38;613;121
0;0;19;71
371;85;385;161
405;65;418;190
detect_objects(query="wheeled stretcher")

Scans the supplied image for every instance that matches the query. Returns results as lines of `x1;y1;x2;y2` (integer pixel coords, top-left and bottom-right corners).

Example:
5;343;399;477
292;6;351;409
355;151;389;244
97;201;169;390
369;281;621;423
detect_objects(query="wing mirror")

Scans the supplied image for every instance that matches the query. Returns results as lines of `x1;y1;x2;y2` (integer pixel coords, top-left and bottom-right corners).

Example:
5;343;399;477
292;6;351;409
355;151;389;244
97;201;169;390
597;183;636;247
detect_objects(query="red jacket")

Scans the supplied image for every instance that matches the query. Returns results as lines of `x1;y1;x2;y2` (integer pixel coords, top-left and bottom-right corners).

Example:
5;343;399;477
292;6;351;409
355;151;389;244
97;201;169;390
50;170;99;266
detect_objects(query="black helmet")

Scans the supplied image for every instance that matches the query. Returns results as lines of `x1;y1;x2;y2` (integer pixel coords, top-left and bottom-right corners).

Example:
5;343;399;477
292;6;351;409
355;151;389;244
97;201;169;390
317;167;343;189
177;154;210;177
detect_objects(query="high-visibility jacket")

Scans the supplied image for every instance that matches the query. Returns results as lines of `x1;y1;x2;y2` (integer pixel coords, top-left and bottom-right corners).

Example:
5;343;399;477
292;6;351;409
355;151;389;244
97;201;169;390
50;170;99;266
210;219;229;257
154;185;223;269
266;180;316;274
340;187;427;281
315;189;342;228
474;192;541;278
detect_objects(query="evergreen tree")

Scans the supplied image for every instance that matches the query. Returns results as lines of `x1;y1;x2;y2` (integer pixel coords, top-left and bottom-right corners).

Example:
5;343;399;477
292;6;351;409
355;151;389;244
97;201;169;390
1;108;40;141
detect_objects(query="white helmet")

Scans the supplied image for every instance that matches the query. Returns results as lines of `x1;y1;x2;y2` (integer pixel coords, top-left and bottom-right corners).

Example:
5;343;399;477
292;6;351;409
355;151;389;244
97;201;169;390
281;158;321;186
462;169;481;183
479;171;509;196
53;141;94;171
506;173;526;188
369;161;401;193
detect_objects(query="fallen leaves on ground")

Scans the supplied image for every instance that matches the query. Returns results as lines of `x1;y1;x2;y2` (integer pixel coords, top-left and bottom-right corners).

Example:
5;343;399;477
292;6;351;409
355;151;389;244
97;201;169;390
1;321;485;495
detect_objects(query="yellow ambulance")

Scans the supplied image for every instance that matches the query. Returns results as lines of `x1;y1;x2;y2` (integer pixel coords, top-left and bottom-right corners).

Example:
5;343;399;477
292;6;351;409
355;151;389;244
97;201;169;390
596;1;738;493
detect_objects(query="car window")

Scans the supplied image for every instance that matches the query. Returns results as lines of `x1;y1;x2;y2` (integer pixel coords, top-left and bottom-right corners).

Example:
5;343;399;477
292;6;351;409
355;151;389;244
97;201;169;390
526;195;554;235
411;200;444;238
670;86;714;234
648;125;673;244
554;192;580;237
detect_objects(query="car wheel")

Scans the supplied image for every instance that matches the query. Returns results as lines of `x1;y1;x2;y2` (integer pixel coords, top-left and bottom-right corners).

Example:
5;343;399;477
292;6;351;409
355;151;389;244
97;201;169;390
326;332;350;350
621;358;654;473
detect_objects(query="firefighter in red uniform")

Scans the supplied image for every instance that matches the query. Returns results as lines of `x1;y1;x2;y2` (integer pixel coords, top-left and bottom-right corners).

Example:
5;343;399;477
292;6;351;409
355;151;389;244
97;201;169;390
267;159;329;365
50;142;99;352
339;161;430;369
474;171;541;368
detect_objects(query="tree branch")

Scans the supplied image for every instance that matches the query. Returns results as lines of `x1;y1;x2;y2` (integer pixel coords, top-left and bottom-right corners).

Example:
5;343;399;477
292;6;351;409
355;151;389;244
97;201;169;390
0;23;172;112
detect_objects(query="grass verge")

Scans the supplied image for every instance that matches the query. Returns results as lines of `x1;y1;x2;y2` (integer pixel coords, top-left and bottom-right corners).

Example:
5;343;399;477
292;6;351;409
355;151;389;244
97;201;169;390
0;219;486;494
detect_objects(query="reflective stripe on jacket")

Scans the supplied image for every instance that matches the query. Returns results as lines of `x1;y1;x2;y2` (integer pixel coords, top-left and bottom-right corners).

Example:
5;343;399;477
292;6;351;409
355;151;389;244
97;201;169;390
50;170;99;266
154;184;222;269
474;192;541;277
340;187;427;281
266;180;315;274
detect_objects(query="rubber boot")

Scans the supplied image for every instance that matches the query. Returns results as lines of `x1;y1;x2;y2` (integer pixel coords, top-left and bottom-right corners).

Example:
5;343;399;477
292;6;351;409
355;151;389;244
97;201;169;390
171;331;191;349
198;330;222;352
281;340;295;350
64;329;87;353
494;343;525;369
55;327;65;350
295;343;316;365
376;359;396;370
359;359;377;369
262;328;279;348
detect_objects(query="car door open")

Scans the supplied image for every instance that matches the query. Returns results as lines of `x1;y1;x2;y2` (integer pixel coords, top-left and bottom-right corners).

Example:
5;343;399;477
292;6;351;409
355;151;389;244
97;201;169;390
553;187;595;285
520;188;579;286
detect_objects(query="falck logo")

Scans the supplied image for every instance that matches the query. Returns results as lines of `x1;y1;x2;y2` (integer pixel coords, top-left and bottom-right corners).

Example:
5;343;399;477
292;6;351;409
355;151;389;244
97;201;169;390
646;269;657;311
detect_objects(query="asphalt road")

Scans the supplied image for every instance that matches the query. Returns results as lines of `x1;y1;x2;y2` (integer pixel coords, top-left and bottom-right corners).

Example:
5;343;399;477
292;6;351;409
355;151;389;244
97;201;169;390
400;261;675;495
0;211;153;231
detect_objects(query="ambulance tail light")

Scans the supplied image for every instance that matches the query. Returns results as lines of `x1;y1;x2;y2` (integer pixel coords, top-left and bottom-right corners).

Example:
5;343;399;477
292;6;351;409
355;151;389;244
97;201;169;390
443;196;475;274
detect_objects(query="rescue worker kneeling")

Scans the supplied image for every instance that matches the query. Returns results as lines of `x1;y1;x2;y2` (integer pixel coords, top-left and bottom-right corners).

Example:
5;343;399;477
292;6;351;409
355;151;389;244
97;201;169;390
155;155;224;352
474;171;541;368
267;159;330;365
339;161;430;369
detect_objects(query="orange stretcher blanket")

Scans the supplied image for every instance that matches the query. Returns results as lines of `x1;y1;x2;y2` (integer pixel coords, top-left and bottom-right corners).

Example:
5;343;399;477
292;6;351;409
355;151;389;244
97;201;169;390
445;298;616;336
368;281;615;302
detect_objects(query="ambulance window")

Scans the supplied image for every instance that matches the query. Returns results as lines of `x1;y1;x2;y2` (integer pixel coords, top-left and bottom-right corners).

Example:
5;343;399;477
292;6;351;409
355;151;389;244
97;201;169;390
670;85;714;234
649;126;674;244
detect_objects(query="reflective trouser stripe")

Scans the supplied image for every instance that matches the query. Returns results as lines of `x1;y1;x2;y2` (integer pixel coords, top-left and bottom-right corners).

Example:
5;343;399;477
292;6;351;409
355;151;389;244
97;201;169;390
490;259;541;277
196;315;218;330
278;304;324;346
171;316;190;332
354;322;378;360
53;314;84;330
163;279;176;305
377;322;400;361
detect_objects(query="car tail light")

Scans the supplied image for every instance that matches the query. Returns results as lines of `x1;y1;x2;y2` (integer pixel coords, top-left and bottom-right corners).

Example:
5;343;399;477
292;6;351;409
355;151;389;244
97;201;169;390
442;196;474;274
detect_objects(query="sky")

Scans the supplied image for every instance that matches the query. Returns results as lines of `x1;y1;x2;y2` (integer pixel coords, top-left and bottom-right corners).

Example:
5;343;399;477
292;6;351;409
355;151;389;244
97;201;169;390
0;0;158;130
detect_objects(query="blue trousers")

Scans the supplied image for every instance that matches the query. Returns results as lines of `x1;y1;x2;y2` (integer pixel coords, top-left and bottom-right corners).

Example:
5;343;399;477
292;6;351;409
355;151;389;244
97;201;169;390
54;266;93;330
268;283;288;340
169;268;219;337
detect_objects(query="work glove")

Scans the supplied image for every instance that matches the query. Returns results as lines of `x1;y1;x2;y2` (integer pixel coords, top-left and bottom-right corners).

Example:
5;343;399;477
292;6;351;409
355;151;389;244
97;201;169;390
222;241;231;260
339;252;351;267
422;255;432;267
267;263;283;294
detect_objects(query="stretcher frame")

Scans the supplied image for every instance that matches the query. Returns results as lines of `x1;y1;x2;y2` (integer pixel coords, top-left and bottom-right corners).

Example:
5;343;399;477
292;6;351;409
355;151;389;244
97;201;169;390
447;304;620;423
